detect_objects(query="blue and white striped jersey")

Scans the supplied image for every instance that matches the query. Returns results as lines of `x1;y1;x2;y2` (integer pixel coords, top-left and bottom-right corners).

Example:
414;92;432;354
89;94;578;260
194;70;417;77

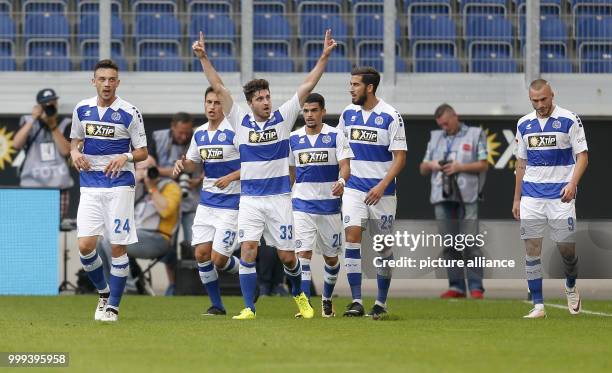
337;99;407;195
515;105;588;199
289;123;354;215
70;96;147;189
186;119;240;210
225;93;301;197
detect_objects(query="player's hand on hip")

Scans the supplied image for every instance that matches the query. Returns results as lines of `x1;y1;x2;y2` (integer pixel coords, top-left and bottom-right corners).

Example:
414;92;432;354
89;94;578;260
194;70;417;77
365;184;385;205
560;182;577;203
173;157;185;178
321;29;337;57
512;200;520;220
71;151;91;172
192;31;207;59
331;181;344;196
104;154;128;178
214;175;231;189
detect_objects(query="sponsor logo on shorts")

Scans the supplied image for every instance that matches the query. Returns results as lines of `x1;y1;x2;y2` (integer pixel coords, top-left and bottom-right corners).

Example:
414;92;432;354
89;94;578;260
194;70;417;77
85;123;115;137
249;129;278;143
299;151;329;165
295;239;302;248
351;128;378;143
200;147;223;160
344;215;350;223
528;135;556;148
239;229;244;238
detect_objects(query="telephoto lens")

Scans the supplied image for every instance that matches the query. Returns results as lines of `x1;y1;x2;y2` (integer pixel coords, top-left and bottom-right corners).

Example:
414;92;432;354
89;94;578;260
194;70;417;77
178;173;191;198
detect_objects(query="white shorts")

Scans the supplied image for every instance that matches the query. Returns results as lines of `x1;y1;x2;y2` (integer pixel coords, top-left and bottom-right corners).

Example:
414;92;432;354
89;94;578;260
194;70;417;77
294;211;343;257
520;197;577;243
191;204;239;257
238;194;294;250
342;188;397;234
77;188;137;245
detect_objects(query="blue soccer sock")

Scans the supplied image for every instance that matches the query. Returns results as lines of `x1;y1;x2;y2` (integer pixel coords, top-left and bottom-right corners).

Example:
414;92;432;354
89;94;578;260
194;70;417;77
108;254;129;309
79;249;109;293
323;261;340;300
220;255;240;275
526;255;544;305
198;260;223;310
300;258;312;298
344;243;362;303
239;260;257;312
376;253;393;306
284;258;302;297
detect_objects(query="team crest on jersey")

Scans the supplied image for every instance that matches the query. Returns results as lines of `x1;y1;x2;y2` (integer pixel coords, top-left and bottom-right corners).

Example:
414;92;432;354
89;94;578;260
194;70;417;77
552;120;561;129
218;132;227;142
322;134;331;144
200;147;223;160
249;129;278;143
351;128;378;143
528;135;556;148
111;112;122;122
374;116;384;126
85;123;115;137
299;151;329;165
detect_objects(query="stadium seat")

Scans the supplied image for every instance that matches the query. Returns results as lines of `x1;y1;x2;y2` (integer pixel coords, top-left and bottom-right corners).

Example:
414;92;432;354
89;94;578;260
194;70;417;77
80;41;128;71
78;15;125;44
187;0;232;15
515;0;561;16
0;40;16;71
357;43;408;72
519;15;569;47
465;15;513;48
136;14;181;42
299;14;349;44
461;0;507;16
254;13;292;41
131;0;176;14
409;14;456;46
77;0;122;16
0;0;12;14
192;43;238;72
572;0;612;17
581;43;612;73
254;42;294;72
24;13;70;42
254;1;286;14
404;0;452;15
354;13;401;47
413;42;461;72
190;14;236;41
137;42;183;71
303;42;351;72
540;43;573;73
470;43;517;73
576;15;612;48
297;1;342;14
25;40;71;71
0;14;16;42
23;0;67;15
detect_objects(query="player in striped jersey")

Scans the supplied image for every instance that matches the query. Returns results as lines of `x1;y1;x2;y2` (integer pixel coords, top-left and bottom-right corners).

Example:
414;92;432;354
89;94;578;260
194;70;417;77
513;79;588;318
173;87;241;316
289;93;354;318
337;67;407;319
193;30;337;319
70;59;148;322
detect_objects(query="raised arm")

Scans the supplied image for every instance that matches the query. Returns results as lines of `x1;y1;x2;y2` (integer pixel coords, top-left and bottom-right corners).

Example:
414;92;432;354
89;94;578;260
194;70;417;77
193;31;233;115
296;29;337;106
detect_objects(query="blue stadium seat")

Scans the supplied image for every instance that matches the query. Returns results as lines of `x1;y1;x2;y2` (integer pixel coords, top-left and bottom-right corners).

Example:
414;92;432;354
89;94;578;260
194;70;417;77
581;44;612;73
254;42;294;72
515;0;561;16
519;16;569;47
80;41;128;71
413;42;461;72
24;13;70;41
299;14;349;44
136;14;181;42
470;43;517;73
0;40;16;71
0;0;12;14
410;14;456;46
357;43;408;72
23;0;67;14
77;0;122;16
190;14;236;41
297;1;342;14
254;13;292;41
303;42;351;72
25;40;71;71
0;14;16;42
78;15;125;44
187;0;232;15
576;15;612;47
465;15;513;47
404;0;452;15
354;13;401;47
254;1;287;14
192;43;238;72
572;0;612;17
461;0;507;16
137;42;183;71
131;0;176;14
540;44;573;73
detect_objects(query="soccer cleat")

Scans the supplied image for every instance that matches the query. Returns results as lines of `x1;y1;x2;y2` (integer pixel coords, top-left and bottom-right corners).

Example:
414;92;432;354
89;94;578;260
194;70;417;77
368;304;388;320
321;299;335;318
523;306;546;319
100;308;118;322
343;301;365;317
232;308;256;320
566;286;581;315
203;306;227;316
294;312;303;318
94;294;109;321
440;290;466;299
294;293;314;319
470;289;484;299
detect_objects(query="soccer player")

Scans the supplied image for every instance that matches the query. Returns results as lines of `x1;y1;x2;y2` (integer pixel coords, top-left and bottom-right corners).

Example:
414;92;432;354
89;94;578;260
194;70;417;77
289;93;353;317
337;67;407;319
193;30;337;319
513;79;588;318
173;87;241;316
70;59;148;322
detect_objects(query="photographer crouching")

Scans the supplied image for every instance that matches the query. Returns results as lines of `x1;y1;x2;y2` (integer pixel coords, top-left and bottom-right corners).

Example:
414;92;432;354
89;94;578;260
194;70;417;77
419;104;489;299
13;88;73;218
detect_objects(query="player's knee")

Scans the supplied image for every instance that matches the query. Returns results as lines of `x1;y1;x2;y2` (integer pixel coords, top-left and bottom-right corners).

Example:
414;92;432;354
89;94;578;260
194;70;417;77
524;238;543;256
194;245;211;263
240;242;258;262
345;227;362;243
323;255;339;267
297;250;312;260
277;250;296;266
557;242;576;258
77;237;97;255
211;252;228;268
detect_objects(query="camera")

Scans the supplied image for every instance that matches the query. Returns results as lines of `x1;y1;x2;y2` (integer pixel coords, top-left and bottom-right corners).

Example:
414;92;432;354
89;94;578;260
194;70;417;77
42;103;57;117
146;166;159;180
178;173;191;198
439;160;455;198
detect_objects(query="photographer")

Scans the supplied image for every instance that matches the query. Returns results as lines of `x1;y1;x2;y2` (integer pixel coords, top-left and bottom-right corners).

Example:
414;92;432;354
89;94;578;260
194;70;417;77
97;156;181;290
13;88;73;218
149;112;202;295
419;104;489;299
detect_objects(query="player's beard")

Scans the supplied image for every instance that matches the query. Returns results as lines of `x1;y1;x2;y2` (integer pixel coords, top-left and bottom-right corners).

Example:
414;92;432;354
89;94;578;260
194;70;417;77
352;92;367;106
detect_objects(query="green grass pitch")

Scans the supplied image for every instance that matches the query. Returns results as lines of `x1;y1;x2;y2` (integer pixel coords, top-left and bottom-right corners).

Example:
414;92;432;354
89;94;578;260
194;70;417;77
1;296;612;372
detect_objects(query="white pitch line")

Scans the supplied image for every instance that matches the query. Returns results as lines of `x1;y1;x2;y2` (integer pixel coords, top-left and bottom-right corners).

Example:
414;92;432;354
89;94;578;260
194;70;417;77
523;301;612;317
